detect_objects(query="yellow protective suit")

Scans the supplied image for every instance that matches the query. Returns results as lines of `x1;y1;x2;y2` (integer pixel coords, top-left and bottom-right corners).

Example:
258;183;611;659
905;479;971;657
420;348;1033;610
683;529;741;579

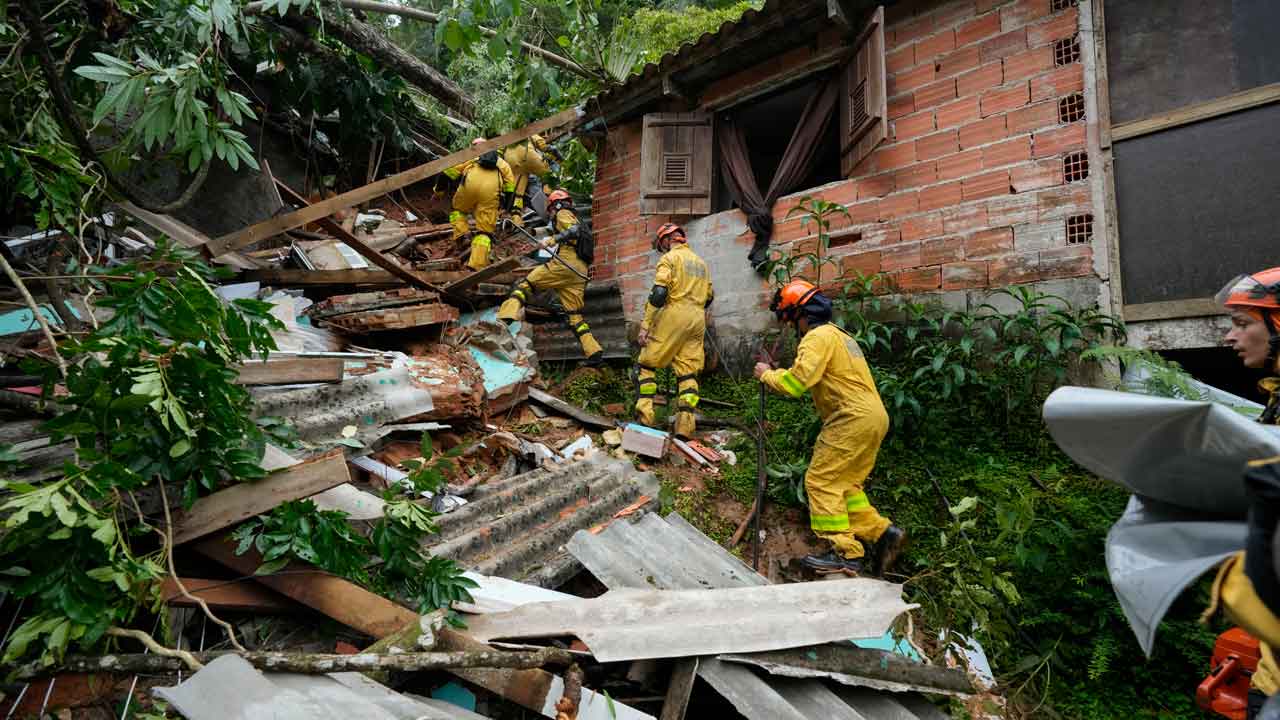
761;323;890;560
635;242;713;438
496;208;603;360
503;139;550;227
445;155;515;270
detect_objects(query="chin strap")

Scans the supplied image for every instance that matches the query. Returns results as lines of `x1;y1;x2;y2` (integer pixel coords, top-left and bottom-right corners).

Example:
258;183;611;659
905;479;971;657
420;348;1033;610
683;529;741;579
1268;311;1280;367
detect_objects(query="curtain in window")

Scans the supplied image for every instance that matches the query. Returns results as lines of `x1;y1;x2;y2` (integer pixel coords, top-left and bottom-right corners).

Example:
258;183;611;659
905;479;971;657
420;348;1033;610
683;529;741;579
717;72;841;272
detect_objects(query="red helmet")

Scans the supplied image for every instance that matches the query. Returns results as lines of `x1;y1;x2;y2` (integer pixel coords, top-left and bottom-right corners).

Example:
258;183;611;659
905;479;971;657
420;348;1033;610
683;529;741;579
770;279;820;323
1219;268;1280;332
547;189;571;206
654;223;685;252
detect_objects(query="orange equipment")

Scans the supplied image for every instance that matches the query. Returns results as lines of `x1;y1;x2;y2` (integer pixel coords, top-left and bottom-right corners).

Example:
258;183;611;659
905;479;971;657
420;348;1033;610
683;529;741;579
1200;627;1263;719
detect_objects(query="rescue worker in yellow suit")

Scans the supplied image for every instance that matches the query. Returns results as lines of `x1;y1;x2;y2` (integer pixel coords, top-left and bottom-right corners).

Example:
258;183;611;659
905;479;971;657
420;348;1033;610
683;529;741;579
753;279;907;577
502;135;561;228
635;223;713;439
445;138;516;270
496;189;604;367
1206;268;1280;718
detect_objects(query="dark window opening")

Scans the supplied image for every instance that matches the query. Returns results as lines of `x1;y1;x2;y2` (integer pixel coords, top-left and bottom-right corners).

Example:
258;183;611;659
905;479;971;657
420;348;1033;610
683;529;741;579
1054;35;1081;66
1059;93;1086;123
1063;151;1089;182
1066;213;1093;244
829;231;862;249
1051;0;1079;14
1161;347;1269;404
712;76;843;213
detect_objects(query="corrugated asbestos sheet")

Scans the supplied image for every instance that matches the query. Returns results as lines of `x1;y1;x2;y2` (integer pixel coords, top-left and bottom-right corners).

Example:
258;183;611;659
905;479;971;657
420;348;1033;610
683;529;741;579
529;282;630;361
425;455;660;589
566;513;954;720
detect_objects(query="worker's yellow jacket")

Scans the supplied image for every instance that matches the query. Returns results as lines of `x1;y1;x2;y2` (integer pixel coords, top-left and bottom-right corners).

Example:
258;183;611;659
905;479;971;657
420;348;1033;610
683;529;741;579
444;156;516;195
504;140;550;203
640;243;713;334
761;323;887;435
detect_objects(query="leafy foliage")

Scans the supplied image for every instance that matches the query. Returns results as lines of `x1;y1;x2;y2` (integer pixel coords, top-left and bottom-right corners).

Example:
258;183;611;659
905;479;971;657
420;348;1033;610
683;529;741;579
610;1;763;66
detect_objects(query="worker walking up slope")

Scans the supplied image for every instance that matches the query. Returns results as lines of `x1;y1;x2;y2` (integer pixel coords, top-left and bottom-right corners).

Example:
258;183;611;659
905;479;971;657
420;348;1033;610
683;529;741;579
754;279;906;577
445;138;516;270
634;223;713;439
503;134;560;227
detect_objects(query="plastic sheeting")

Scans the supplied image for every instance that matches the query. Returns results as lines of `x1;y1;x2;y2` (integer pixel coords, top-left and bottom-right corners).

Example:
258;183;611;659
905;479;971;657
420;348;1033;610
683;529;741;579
1043;386;1280;655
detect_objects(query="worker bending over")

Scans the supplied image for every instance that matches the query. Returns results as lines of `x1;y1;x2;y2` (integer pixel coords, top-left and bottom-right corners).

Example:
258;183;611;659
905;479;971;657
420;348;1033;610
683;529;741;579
1208;268;1280;718
635;223;713;438
445;138;515;270
503;134;560;227
754;279;905;577
497;189;604;367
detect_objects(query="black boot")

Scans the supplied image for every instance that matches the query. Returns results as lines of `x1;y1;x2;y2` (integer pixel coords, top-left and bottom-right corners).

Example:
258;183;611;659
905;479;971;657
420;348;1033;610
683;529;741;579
583;351;604;368
801;551;864;576
871;525;908;576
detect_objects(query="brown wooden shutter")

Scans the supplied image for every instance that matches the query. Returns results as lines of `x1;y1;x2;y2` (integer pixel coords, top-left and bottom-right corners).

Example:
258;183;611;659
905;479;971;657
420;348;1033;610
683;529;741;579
840;6;887;177
639;112;713;215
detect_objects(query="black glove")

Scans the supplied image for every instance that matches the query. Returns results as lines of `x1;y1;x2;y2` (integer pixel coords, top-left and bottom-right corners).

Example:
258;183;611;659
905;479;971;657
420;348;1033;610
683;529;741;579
547;147;564;162
554;224;580;245
501;190;515;212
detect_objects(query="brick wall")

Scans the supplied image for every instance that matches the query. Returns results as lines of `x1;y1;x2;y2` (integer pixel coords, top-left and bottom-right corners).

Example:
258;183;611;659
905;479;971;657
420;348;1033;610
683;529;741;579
591;0;1100;340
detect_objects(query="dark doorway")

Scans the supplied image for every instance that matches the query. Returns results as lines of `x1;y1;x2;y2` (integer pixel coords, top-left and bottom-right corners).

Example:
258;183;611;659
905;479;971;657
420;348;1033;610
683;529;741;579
1161;346;1269;404
712;75;842;213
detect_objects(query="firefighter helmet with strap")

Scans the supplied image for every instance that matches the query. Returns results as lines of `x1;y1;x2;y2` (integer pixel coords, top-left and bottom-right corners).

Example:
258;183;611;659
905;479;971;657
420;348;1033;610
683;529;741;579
654;223;685;252
1219;268;1280;363
771;279;821;323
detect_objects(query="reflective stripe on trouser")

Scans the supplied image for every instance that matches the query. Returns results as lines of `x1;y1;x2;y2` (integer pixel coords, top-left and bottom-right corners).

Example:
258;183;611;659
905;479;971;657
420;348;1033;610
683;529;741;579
468;234;491;270
449;210;468;241
497;280;534;322
804;417;889;560
635;367;659;426
497;251;601;358
674;375;699;438
634;302;705;431
1210;552;1280;695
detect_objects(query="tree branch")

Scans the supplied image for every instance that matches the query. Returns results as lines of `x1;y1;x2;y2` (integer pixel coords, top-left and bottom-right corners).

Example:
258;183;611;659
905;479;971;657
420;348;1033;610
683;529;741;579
0;251;67;379
104;627;204;672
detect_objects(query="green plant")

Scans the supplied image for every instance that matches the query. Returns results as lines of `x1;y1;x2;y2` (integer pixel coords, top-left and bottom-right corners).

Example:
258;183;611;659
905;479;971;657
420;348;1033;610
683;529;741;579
761;196;848;288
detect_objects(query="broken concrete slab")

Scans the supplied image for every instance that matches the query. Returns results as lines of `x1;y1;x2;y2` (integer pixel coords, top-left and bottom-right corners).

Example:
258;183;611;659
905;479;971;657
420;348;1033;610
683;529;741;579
621;423;668;459
307;288;442;320
324;302;459;333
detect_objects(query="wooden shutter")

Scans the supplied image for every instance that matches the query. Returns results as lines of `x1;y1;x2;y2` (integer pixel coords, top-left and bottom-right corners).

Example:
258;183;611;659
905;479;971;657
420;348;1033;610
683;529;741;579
639;112;713;215
840;6;887;177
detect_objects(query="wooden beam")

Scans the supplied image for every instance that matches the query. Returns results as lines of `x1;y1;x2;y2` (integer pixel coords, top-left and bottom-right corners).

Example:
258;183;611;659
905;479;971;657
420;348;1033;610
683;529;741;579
239;269;403;286
211;107;582;253
1111;82;1280;141
272;180;432;290
172;449;350;545
442;256;522;295
527;387;616;430
160;577;296;613
234;357;345;385
1122;297;1223;323
659;658;699;720
703;45;849;111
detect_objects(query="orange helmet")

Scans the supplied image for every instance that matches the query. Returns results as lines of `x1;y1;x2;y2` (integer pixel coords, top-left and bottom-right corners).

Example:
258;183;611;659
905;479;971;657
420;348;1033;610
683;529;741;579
547;189;571;205
654;223;685;252
1219;268;1280;331
770;279;821;323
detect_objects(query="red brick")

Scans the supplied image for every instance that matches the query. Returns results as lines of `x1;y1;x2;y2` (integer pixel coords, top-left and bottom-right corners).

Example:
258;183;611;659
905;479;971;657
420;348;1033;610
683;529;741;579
920;180;963;212
931;1;979;31
936;97;981;129
880;192;921;220
937;148;984;180
901;212;945;242
944;261;990;289
916;30;956;60
889;94;917;119
890;63;936;95
896;161;939;190
965;227;1014;259
1007;101;1060;134
981;82;1030;117
957;62;1004;96
956;12;1002;48
858;173;896;199
935;46;981;80
923;236;964;265
845;199;881;225
959;115;1008;149
915;78;958;109
977;0;1012;12
987;194;1038;225
1030;63;1084;102
895;111;937;141
1032;123;1085;158
873;142;917;172
841;250;883;278
1037;184;1091;220
862;226;903;247
887;45;917;74
982;136;1032;168
1039;245;1093;279
1003;46;1055;82
963;170;1011;201
881;241;923;271
1027;7;1079;47
1014;221;1064;250
943;204;990;234
980;29;1027;63
895;15;937;44
989;250;1040;285
1000;0;1051;32
896;266;943;291
1010;159;1064;192
916;130;960;160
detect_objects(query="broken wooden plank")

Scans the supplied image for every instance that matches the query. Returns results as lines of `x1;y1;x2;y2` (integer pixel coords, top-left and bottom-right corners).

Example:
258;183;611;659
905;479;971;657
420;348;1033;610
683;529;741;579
160;577;296;613
307;287;441;320
323;302;459;333
273;180;432;290
718;645;975;698
234;357;345;385
212;107;582;253
528;387;616;430
172;449;350;545
660;658;699;720
240;269;405;286
442;256;522;295
117;202;260;270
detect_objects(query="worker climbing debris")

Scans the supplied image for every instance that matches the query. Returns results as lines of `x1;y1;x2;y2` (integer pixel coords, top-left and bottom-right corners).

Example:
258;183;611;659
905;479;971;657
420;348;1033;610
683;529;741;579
445;138;517;270
1205;267;1280;718
754;279;906;578
634;223;713;439
497;188;605;367
503;134;561;227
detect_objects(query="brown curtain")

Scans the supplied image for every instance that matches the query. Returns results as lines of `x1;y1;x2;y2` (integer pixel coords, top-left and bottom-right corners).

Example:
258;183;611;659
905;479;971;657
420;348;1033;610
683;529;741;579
717;72;842;272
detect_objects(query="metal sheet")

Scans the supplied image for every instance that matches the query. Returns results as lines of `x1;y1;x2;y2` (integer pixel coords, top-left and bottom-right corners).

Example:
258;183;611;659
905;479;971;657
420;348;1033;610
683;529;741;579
831;686;921;720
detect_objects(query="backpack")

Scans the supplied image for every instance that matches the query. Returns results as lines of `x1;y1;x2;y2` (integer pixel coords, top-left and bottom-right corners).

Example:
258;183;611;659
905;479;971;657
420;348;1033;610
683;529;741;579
476;150;499;169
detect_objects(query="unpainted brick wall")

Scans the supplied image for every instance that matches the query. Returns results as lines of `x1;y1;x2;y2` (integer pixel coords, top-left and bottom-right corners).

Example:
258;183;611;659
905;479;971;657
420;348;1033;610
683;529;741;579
591;0;1095;333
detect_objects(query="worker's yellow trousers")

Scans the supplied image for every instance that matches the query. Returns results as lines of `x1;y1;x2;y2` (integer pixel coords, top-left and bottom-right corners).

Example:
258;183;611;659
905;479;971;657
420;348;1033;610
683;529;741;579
805;414;890;559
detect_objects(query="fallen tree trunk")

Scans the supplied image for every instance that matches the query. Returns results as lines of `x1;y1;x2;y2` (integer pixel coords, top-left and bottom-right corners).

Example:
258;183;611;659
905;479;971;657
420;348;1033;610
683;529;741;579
12;648;575;680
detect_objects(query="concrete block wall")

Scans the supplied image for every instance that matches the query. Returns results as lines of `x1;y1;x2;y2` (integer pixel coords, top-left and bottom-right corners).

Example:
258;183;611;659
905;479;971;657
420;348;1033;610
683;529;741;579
591;0;1102;341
